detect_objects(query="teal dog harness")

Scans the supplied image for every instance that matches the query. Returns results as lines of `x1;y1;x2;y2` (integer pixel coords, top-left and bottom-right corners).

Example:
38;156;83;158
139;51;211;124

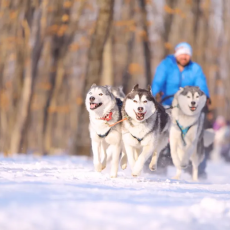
176;120;192;146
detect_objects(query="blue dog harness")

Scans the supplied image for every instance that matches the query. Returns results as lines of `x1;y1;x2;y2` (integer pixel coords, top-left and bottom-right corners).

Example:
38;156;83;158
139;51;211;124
97;128;111;138
176;120;192;146
131;134;144;143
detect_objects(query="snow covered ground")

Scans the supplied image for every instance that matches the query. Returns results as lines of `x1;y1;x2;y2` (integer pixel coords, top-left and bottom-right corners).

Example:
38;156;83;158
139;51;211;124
0;154;229;230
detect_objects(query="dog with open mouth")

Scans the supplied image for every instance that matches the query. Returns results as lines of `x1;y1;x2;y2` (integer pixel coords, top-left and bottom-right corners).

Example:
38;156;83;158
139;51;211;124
121;84;171;176
170;86;214;181
85;84;124;178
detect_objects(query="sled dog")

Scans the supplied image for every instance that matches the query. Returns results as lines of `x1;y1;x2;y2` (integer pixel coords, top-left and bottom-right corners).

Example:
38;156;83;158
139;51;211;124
121;84;171;176
170;86;214;181
85;84;124;178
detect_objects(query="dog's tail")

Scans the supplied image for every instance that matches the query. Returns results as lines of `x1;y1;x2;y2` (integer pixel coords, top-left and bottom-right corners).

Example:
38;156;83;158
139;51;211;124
203;128;215;147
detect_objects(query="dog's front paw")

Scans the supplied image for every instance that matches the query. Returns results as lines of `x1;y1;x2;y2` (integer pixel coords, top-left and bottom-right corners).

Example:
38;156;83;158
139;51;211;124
132;166;142;177
110;173;117;178
149;163;157;171
102;165;106;170
172;175;180;180
121;163;127;170
94;163;103;172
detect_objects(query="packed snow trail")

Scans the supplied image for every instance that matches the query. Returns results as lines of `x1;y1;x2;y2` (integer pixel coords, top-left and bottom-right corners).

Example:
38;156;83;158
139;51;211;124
0;154;229;230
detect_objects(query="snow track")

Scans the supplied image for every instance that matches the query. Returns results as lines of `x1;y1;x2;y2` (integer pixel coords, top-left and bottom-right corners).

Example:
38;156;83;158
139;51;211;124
0;155;229;230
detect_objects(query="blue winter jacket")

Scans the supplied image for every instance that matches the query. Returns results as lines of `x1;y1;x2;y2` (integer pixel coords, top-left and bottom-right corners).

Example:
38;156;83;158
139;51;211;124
151;55;210;105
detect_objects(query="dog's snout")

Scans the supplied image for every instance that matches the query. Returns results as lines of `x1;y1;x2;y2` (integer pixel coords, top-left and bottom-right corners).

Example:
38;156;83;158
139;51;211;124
191;101;196;106
90;96;95;101
138;107;144;112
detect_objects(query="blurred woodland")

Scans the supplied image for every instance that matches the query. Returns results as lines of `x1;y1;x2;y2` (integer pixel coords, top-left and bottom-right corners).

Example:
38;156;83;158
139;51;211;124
0;0;230;156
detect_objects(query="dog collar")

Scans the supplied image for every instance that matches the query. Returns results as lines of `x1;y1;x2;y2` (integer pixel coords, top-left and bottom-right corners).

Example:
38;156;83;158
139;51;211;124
99;112;113;121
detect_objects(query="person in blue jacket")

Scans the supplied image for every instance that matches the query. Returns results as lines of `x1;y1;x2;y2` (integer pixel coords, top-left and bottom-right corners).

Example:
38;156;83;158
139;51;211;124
151;42;210;178
152;42;210;105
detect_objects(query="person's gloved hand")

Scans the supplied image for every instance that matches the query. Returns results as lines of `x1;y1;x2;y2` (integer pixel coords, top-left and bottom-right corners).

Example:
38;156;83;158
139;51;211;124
155;92;164;102
206;98;211;106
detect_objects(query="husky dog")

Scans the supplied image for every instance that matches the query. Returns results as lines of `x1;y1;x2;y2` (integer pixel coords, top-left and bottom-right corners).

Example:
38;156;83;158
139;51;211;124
109;86;125;101
85;84;123;178
121;84;171;176
170;86;214;181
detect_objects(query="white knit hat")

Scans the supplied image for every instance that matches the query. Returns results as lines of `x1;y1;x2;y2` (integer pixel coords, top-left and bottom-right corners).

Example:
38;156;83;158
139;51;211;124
174;42;192;57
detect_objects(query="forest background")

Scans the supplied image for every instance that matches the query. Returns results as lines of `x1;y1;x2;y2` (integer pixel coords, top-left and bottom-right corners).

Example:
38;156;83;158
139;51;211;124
0;0;229;156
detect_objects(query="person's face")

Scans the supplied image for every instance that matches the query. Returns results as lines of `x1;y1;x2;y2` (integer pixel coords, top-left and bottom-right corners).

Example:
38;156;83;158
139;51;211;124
176;54;191;66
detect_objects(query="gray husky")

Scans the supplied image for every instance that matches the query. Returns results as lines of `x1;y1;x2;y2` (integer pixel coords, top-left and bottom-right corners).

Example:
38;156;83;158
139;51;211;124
85;84;124;178
170;86;214;181
121;84;171;176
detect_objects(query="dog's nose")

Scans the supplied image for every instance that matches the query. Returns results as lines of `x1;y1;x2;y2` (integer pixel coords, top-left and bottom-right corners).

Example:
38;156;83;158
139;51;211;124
90;96;95;101
191;101;196;106
138;107;143;112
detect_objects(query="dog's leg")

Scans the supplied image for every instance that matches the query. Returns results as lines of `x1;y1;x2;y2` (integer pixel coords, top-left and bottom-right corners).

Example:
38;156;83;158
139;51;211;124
149;151;158;171
101;142;107;170
92;141;102;172
134;149;139;161
124;145;136;169
170;129;180;167
190;149;202;182
132;145;153;176
120;142;127;170
149;135;168;171
110;144;121;178
191;149;199;181
120;151;127;170
170;130;183;179
172;168;182;180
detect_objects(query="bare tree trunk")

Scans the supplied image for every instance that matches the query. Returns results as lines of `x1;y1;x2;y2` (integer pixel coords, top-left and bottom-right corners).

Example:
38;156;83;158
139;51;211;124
163;0;178;55
101;30;113;86
138;0;152;86
42;0;86;154
10;2;45;154
73;0;115;156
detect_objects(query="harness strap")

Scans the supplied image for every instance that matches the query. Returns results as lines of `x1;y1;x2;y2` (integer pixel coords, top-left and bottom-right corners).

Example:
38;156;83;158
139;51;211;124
165;104;178;110
176;120;192;146
108;117;128;127
160;94;175;103
131;134;144;142
97;129;111;138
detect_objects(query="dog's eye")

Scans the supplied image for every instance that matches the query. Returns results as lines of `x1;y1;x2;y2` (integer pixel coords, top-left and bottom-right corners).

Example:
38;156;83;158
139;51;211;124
99;93;103;96
187;96;191;98
133;100;137;103
196;96;199;98
143;101;147;103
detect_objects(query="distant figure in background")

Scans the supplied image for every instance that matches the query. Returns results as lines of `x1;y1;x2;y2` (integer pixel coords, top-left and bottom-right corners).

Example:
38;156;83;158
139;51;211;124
149;42;210;177
212;116;230;162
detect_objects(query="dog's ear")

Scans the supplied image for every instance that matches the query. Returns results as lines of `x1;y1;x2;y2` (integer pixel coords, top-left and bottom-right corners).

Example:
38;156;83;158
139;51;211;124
178;87;184;95
91;83;97;88
147;85;152;92
133;84;139;91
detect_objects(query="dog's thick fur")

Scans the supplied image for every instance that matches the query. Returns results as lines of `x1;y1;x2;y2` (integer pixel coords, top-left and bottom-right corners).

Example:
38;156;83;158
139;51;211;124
121;84;171;176
85;84;123;178
170;86;214;181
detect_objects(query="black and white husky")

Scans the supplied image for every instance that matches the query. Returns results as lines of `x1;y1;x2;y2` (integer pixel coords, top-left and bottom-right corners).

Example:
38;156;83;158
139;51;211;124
85;84;124;178
121;84;171;176
170;86;214;181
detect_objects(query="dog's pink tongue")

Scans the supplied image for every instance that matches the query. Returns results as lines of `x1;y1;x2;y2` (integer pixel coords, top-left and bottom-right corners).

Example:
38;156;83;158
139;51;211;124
90;103;96;109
